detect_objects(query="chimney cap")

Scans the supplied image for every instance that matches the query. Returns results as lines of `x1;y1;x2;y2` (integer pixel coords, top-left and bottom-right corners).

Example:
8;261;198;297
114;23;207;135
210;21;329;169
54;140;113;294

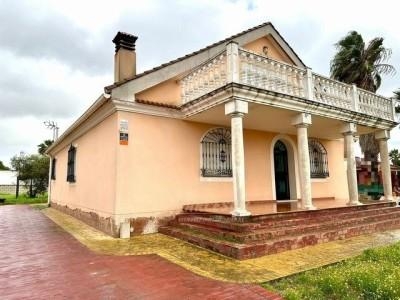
112;31;138;52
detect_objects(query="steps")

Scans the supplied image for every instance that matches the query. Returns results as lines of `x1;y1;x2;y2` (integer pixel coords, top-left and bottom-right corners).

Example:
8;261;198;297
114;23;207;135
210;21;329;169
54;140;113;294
159;202;400;259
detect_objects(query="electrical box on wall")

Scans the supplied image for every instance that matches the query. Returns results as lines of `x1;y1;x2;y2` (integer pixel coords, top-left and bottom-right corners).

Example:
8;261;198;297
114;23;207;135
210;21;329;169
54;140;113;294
119;120;128;145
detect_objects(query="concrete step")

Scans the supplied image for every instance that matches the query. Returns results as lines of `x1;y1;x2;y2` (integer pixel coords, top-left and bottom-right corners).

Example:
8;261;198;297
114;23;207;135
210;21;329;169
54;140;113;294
175;205;399;234
160;217;400;259
176;209;400;243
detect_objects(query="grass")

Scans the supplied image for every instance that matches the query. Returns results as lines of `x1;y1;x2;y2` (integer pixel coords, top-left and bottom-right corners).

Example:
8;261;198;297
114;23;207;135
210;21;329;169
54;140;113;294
262;242;400;299
0;192;48;205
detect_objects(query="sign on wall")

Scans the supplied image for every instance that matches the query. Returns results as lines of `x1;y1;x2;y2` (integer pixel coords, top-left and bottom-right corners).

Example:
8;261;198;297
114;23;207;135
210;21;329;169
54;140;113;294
119;120;129;145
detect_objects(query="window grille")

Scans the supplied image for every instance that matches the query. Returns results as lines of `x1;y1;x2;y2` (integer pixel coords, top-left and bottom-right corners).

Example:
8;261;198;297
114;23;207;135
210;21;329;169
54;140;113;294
308;139;329;178
201;128;232;177
67;145;76;183
51;158;56;180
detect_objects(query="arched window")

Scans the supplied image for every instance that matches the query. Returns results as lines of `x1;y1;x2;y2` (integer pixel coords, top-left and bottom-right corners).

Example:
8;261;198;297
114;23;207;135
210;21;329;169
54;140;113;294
308;139;329;178
201;128;232;177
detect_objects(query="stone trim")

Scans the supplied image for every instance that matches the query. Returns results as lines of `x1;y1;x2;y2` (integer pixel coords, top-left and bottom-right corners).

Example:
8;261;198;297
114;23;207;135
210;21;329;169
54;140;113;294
50;202;175;237
50;202;119;237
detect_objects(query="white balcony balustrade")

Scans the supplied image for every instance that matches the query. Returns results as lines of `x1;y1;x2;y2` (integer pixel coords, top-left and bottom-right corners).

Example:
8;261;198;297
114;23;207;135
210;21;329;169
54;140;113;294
180;46;396;122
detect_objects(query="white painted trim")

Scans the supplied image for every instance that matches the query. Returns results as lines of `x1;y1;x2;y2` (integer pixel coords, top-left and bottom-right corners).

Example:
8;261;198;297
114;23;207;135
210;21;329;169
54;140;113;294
46;94;110;154
311;178;329;183
200;177;233;182
270;134;300;200
47;103;116;155
182;85;397;130
113;98;183;119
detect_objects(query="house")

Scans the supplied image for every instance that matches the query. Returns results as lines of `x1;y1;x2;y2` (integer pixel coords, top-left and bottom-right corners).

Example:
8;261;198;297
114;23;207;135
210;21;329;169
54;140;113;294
47;22;398;247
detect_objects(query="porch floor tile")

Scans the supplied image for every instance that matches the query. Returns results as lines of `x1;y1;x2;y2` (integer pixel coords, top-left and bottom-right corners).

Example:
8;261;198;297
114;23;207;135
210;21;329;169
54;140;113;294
44;208;400;283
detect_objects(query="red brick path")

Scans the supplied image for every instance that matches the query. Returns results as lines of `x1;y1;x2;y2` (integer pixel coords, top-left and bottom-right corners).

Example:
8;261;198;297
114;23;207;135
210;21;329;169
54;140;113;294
0;206;281;299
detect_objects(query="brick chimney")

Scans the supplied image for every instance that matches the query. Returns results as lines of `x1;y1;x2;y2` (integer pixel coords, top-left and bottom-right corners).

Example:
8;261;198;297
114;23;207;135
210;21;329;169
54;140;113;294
112;32;138;83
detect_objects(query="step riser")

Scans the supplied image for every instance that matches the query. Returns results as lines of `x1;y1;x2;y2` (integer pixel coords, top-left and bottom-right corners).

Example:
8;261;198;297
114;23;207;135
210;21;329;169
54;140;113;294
175;207;400;234
178;211;400;243
160;218;400;260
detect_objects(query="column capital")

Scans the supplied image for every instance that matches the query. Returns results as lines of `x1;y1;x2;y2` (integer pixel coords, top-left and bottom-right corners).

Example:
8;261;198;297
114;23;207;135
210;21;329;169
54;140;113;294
375;129;390;141
291;113;312;127
341;122;357;135
225;100;248;116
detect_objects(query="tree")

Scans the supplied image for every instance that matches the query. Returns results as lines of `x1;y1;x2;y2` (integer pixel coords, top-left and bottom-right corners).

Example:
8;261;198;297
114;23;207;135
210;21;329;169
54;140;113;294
38;139;53;155
330;31;395;184
0;160;10;170
389;149;400;166
11;153;49;197
394;89;400;113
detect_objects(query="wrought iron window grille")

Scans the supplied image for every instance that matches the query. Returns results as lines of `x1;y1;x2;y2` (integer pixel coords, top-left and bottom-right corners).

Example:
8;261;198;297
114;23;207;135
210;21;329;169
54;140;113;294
67;145;76;183
308;139;329;178
201;128;232;177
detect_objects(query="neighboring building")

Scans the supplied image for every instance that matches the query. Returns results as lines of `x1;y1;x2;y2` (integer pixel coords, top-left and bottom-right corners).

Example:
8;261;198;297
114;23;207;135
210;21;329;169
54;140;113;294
356;157;400;198
47;22;397;237
0;170;17;194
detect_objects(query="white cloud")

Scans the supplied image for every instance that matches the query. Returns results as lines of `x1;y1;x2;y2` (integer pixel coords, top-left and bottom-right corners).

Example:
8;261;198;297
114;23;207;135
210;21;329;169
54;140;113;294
0;0;399;167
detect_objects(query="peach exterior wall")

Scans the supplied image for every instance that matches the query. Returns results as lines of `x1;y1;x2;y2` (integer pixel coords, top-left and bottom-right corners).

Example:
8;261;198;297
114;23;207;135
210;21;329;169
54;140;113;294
114;112;349;221
243;37;293;64
50;113;117;218
136;79;181;106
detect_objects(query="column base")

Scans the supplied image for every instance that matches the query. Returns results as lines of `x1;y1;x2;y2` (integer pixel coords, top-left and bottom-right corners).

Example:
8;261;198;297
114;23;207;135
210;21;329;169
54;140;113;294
231;209;251;217
347;200;363;206
384;196;395;202
302;204;316;210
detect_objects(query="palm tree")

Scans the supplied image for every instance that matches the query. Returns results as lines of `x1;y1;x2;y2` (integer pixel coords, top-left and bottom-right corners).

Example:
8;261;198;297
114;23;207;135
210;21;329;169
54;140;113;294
37;140;53;155
330;31;395;185
394;89;400;113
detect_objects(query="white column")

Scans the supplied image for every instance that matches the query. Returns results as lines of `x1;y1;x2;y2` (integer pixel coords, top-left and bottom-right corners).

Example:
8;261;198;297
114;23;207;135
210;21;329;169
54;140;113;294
226;41;240;83
225;100;250;216
292;113;314;210
376;130;394;201
341;123;361;205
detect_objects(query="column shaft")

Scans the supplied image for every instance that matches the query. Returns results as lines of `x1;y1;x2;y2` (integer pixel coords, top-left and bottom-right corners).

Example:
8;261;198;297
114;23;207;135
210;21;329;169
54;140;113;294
379;139;394;201
296;125;314;209
344;133;361;205
231;113;250;216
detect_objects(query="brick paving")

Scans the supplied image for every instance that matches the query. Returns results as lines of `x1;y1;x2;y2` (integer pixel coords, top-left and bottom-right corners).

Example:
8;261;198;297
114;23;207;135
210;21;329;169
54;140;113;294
0;205;280;299
44;207;400;284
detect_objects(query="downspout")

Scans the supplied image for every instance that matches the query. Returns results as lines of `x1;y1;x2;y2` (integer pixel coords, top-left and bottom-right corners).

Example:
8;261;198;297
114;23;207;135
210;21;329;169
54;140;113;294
46;154;52;207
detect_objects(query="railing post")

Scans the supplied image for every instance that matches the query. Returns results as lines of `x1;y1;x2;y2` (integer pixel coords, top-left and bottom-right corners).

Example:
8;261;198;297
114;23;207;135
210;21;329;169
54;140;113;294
226;41;240;83
351;84;359;112
391;98;397;122
305;68;314;101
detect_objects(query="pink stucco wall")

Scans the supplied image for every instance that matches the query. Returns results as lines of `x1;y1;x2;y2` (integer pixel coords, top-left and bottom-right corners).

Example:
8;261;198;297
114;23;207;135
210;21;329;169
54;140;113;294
113;112;349;222
50;112;117;218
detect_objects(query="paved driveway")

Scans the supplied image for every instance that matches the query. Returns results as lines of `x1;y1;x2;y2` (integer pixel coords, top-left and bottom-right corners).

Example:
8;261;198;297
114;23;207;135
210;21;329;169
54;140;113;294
0;205;280;299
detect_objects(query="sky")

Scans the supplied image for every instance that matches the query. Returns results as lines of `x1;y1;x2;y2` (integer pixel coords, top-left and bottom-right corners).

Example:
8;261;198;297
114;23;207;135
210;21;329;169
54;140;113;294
0;0;399;166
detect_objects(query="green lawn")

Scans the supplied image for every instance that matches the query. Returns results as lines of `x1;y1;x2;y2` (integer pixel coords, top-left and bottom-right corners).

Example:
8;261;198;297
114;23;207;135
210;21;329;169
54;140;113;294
262;242;400;299
0;193;48;205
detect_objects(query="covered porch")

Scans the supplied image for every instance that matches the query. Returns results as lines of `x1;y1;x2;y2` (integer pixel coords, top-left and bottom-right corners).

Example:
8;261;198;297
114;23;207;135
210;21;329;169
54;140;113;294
180;41;397;216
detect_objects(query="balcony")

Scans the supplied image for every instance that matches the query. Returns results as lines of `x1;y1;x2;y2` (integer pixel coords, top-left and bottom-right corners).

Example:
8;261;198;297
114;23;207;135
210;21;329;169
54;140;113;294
180;43;396;122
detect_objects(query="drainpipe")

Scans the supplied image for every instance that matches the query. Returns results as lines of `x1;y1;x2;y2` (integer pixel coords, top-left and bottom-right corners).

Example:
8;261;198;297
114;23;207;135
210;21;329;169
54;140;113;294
46;154;52;207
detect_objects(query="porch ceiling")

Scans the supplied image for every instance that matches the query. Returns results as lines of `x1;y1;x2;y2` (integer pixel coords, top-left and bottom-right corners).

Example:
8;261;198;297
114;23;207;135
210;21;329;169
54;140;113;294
186;103;377;140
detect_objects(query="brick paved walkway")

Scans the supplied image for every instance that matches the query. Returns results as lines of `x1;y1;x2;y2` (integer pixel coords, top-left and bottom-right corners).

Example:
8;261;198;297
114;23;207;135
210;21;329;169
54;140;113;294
0;205;280;299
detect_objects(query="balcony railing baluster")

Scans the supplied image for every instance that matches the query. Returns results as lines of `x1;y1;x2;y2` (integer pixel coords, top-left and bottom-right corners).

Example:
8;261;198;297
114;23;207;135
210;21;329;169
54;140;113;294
180;47;394;122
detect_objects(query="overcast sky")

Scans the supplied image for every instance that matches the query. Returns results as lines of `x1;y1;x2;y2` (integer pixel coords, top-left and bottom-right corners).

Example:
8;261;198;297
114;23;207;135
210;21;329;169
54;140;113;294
0;0;399;166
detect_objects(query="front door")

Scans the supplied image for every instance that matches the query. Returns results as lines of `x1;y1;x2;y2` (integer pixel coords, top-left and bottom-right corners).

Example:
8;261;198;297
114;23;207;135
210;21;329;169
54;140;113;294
274;140;290;200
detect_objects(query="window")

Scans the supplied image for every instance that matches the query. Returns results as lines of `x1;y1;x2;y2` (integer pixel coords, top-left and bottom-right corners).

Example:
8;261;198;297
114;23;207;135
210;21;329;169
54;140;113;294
308;139;329;178
67;145;76;182
201;128;232;177
51;158;56;180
